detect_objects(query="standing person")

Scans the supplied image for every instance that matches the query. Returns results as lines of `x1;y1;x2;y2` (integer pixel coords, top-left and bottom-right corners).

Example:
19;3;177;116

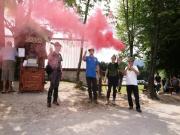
124;57;142;113
117;56;126;93
47;42;63;107
162;78;166;92
0;41;17;93
105;55;119;105
154;73;161;93
171;75;180;94
83;48;99;104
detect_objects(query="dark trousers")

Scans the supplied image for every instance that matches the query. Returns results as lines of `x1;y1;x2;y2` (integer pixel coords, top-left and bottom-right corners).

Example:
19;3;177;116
118;74;123;91
107;76;118;100
47;70;61;103
126;85;140;109
86;77;97;101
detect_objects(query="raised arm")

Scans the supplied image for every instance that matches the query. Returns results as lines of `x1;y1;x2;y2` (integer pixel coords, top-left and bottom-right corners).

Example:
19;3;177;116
82;51;87;61
124;67;128;75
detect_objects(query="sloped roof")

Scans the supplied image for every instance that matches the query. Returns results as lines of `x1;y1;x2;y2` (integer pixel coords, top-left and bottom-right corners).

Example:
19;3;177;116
15;18;52;41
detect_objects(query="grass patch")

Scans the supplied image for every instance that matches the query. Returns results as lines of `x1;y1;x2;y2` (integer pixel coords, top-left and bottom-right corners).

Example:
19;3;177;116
101;85;144;94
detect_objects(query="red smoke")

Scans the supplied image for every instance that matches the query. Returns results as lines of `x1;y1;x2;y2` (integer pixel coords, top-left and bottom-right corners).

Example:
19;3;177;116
16;0;125;51
85;10;125;50
31;0;84;37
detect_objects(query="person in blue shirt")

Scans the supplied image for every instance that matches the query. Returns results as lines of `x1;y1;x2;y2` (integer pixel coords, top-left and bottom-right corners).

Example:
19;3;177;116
83;48;99;103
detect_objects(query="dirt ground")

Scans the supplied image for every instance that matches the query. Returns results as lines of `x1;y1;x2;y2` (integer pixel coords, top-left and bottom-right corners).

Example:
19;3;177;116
0;81;180;135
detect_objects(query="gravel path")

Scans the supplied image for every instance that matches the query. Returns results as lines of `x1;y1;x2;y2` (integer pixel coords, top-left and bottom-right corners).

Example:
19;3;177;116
0;82;180;135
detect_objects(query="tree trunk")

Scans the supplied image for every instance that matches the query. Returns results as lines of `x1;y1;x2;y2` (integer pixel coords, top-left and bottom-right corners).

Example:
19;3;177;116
0;0;5;47
0;0;5;90
122;0;135;57
76;39;84;82
147;0;160;99
76;0;91;82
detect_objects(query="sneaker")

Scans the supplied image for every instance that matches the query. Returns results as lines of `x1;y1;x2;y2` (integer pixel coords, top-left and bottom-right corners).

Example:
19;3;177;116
106;100;110;105
88;99;93;103
112;100;116;105
1;91;6;94
47;103;51;108
94;100;98;104
53;101;60;106
136;108;142;113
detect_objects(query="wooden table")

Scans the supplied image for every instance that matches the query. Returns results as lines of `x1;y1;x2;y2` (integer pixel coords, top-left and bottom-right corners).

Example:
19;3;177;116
19;67;45;92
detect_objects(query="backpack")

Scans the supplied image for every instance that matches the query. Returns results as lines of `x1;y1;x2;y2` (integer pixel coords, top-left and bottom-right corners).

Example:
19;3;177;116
45;64;53;75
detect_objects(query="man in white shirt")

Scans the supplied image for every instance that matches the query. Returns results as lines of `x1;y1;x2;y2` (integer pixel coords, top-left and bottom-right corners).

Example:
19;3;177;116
124;57;142;113
0;41;17;93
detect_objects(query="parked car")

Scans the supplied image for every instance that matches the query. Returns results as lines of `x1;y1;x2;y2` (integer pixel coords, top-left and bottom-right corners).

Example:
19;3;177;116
138;80;147;85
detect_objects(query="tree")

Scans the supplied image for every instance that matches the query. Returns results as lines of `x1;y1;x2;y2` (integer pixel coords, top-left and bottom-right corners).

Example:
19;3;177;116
117;0;139;57
143;0;179;99
76;0;91;82
64;0;111;82
117;0;179;99
0;0;5;47
155;0;180;76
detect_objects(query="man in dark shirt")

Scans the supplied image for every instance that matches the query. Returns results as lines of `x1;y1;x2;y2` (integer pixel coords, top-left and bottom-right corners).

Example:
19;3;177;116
47;42;63;107
105;55;119;105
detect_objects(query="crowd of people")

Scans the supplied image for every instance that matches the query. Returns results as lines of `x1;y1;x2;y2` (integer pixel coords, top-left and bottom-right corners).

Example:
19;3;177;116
1;41;180;113
81;48;142;113
154;73;180;94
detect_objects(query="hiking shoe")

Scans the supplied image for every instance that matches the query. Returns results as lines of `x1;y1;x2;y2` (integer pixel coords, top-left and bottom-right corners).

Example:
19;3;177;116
53;101;60;106
106;100;110;105
88;99;93;103
112;100;116;105
94;100;98;104
47;103;51;108
136;108;142;113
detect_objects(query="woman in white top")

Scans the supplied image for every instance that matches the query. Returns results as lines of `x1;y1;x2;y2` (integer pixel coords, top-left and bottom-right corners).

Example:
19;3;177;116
124;57;142;113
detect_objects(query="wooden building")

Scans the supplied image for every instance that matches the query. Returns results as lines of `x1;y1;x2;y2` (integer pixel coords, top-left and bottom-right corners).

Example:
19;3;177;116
15;21;52;92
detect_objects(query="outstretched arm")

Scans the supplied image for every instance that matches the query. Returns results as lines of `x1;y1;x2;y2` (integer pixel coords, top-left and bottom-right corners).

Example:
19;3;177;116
82;51;87;61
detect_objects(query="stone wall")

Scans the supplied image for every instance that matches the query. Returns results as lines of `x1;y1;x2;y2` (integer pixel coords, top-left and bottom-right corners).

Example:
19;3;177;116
61;69;86;84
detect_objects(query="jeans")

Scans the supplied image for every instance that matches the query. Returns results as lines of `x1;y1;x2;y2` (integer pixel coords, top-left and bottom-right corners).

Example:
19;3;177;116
126;85;140;109
118;74;123;91
47;70;61;103
107;76;118;100
86;77;97;101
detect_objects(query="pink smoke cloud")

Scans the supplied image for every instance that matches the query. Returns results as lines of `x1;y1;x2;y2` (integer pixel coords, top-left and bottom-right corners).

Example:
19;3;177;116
15;0;125;51
85;10;125;50
31;0;84;37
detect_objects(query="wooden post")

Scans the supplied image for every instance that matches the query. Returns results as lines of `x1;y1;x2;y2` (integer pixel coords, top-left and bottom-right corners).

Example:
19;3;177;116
0;0;5;47
76;0;91;82
0;0;5;90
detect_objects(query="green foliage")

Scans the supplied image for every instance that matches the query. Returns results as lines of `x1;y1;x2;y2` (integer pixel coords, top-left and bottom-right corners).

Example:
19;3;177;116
117;0;180;76
64;0;111;18
116;0;147;57
155;0;180;76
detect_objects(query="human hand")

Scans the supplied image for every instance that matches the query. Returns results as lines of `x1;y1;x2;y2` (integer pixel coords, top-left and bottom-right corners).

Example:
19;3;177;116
103;77;107;83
